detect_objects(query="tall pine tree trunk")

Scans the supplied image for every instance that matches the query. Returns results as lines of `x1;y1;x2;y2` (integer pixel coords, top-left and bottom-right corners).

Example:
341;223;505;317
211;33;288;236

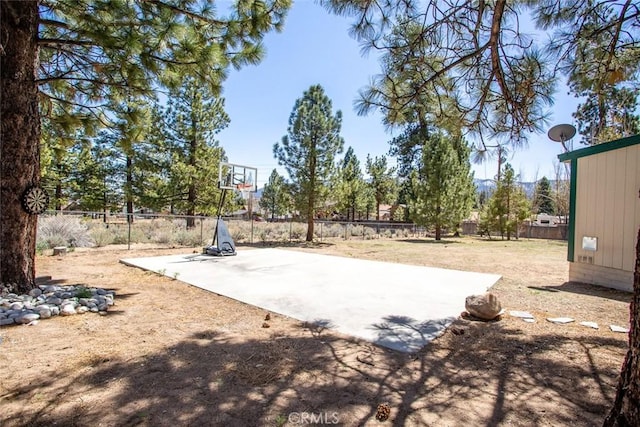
603;226;640;426
55;182;62;211
306;158;316;242
186;183;196;228
186;120;197;229
0;1;41;293
435;205;442;241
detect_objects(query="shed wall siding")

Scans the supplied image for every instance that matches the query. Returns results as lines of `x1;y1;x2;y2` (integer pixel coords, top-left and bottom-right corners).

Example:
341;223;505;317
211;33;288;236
568;262;633;292
573;144;640;273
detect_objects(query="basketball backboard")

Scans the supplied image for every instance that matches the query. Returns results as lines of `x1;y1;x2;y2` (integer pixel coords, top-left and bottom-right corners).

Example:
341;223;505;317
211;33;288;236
219;162;257;193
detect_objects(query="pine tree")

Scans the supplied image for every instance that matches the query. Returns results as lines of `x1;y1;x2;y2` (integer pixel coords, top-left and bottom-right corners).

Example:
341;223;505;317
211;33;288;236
273;85;344;241
108;98;160;223
40;116;86;211
480;164;531;240
410;133;475;240
161;76;230;228
335;147;368;221
365;154;397;221
533;176;555;215
71;133;123;217
259;169;291;220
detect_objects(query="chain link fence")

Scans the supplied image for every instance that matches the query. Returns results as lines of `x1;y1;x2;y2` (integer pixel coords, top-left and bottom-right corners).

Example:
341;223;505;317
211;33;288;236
36;211;424;251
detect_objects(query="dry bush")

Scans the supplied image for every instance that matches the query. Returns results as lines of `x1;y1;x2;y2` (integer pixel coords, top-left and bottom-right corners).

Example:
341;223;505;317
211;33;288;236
289;223;306;240
37;215;93;248
364;227;376;239
349;224;364;237
173;229;204;246
110;227;148;244
319;223;344;238
90;228;114;247
229;221;251;243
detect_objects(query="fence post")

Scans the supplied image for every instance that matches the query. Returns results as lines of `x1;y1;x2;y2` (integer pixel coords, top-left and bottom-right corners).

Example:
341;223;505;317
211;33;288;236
289;217;292;243
251;217;254;244
200;217;203;246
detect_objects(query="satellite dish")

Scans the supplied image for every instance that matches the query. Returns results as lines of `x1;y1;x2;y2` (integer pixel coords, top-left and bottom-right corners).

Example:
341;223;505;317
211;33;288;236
548;124;576;142
548;124;576;152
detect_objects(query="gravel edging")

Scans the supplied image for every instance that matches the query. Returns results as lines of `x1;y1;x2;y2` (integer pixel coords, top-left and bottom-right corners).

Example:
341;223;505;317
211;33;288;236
0;284;115;326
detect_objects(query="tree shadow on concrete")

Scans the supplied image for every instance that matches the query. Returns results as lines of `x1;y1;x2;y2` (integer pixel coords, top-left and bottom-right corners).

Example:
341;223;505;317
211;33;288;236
3;320;627;427
370;315;453;353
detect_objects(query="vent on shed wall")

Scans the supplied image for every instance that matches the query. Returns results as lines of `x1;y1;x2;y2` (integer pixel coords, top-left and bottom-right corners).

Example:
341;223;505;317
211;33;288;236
578;255;594;264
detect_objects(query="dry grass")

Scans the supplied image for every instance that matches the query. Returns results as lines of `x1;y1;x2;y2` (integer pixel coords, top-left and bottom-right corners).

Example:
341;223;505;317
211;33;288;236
0;236;632;426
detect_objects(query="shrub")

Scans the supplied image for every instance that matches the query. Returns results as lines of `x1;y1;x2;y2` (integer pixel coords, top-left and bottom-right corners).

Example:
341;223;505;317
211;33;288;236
75;286;93;298
364;227;376;239
36;240;49;255
350;225;364;237
37;215;93;248
322;223;344;238
231;228;248;243
173;230;203;247
152;230;172;244
290;223;306;240
111;231;126;244
90;228;114;247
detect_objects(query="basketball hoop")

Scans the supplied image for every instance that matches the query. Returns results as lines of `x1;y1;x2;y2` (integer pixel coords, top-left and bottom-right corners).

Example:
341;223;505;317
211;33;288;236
219;162;257;193
205;162;258;256
237;183;253;200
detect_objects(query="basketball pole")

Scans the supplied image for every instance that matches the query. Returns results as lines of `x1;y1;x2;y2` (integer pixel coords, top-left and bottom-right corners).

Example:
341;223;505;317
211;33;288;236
212;187;228;246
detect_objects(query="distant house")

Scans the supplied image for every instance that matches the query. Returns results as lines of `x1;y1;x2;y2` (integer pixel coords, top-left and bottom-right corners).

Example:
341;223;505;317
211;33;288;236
534;214;564;226
558;134;640;291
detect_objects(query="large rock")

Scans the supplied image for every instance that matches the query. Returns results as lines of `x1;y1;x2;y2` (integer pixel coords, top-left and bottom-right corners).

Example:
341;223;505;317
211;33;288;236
465;293;502;320
60;304;77;316
16;313;40;324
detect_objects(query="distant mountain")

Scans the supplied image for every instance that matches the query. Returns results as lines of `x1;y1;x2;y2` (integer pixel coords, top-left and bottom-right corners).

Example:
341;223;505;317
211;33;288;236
474;179;496;196
474;178;555;198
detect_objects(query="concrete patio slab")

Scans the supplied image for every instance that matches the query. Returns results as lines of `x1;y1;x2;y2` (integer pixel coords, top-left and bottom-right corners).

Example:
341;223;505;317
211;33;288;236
121;248;501;353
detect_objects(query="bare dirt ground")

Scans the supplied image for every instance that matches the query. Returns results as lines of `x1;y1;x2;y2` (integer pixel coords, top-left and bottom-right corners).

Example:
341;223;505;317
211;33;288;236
0;237;632;426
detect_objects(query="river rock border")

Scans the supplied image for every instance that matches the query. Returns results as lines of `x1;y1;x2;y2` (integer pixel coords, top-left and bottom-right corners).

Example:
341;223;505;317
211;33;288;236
0;284;115;326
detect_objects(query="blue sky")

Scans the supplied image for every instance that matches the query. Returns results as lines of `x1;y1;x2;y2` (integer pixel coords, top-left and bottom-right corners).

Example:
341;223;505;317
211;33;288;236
217;1;581;188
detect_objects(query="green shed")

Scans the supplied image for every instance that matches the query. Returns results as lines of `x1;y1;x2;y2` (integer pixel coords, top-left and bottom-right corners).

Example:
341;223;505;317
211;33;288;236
558;134;640;292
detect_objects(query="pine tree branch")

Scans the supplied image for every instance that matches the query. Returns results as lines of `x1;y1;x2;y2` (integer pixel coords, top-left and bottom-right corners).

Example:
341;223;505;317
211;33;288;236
144;0;226;26
38;37;97;47
489;1;512;116
38;18;70;29
40;92;112;127
600;0;634;83
36;75;113;85
148;54;198;66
